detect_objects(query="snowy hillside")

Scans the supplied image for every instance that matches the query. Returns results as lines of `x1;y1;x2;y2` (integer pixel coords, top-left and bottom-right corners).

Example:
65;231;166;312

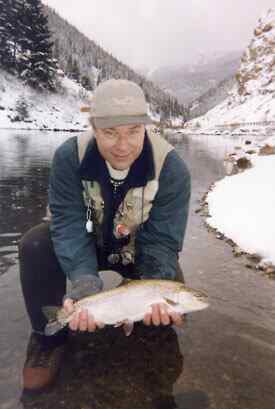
45;6;185;121
0;69;91;130
147;51;242;105
187;9;275;130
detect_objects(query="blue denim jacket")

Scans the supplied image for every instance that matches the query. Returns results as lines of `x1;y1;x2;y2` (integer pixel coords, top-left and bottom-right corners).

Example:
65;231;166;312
48;132;191;282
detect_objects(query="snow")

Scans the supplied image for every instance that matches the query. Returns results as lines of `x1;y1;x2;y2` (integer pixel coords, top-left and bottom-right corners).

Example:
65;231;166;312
0;68;92;131
184;9;275;268
207;151;275;266
186;9;275;133
0;68;158;131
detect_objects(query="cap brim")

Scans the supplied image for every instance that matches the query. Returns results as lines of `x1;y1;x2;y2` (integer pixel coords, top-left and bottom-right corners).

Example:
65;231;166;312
93;114;153;129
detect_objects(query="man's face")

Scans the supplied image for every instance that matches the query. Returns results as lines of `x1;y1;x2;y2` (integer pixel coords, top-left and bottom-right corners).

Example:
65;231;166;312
94;123;145;170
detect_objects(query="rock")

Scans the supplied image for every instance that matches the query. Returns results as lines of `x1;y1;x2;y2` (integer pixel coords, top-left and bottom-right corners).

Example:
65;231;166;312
245;140;252;144
263;23;274;32
245;150;256;154
224;159;238;176
225;238;235;246
245;264;253;269
254;27;263;36
200;208;209;217
247;253;261;263
233;246;243;256
266;266;275;274
256;259;274;271
259;144;275;155
216;233;224;240
236;157;252;170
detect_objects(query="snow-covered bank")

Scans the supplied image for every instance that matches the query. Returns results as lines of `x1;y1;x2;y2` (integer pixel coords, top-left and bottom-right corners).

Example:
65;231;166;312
205;136;275;274
0;69;91;131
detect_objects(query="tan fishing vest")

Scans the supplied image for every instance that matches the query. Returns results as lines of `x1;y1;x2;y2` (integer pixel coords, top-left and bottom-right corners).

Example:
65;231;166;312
78;129;174;266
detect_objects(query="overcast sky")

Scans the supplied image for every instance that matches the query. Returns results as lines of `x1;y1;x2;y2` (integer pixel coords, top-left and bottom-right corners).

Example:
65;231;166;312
43;0;274;70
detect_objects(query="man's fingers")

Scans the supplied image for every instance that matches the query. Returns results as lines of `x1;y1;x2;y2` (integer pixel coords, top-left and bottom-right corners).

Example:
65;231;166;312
96;321;105;329
87;313;97;332
79;309;88;332
64;298;74;314
143;312;152;326
170;312;184;327
151;304;161;326
159;304;170;326
69;313;79;331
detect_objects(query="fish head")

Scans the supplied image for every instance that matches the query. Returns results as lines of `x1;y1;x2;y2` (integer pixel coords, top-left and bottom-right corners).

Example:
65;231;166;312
177;285;209;312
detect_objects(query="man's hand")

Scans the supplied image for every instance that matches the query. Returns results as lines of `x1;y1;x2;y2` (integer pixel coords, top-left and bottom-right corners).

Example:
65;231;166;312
63;298;105;332
143;303;184;327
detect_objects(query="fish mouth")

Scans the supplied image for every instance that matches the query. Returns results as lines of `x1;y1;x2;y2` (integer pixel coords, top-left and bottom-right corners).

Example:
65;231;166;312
197;292;208;301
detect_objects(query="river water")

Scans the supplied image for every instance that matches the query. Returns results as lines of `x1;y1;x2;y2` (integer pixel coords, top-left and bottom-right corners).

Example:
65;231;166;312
0;129;274;409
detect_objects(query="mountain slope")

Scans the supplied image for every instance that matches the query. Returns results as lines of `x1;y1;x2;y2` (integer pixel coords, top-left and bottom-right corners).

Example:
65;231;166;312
188;76;236;119
147;51;242;105
45;6;185;120
188;9;275;129
0;68;91;130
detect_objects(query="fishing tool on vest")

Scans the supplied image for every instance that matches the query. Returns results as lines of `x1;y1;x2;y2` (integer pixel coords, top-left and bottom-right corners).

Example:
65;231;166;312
107;253;121;264
86;199;94;233
114;223;130;239
121;250;134;265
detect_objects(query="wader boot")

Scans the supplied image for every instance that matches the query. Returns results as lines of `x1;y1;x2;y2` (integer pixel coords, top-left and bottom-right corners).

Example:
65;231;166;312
23;333;66;392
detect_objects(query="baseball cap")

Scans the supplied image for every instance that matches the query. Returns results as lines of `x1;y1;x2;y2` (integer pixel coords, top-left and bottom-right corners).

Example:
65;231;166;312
87;79;153;129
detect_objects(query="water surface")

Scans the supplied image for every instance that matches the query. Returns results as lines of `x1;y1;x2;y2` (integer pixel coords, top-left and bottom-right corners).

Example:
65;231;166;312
0;129;274;409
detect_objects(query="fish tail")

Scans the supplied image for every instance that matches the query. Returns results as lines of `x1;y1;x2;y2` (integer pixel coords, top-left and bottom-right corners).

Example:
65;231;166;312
42;306;66;336
45;320;66;336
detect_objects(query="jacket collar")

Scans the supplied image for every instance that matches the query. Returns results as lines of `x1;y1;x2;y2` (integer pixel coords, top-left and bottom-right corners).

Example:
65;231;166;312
79;130;155;188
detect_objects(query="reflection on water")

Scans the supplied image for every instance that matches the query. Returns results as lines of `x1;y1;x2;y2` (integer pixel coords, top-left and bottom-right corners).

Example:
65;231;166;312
21;325;186;409
0;131;71;277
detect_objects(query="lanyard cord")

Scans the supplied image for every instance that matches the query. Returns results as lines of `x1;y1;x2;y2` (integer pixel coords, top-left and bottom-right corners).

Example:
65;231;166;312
141;187;145;225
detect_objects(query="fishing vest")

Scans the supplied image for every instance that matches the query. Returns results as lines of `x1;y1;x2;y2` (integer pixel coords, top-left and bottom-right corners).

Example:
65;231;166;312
78;130;174;266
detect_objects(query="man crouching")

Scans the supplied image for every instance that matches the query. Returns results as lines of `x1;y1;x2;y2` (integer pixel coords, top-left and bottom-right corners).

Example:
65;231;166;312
19;79;191;392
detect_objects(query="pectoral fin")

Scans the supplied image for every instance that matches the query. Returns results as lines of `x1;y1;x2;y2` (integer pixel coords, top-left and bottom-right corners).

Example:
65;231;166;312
114;321;124;328
123;320;134;337
114;320;134;336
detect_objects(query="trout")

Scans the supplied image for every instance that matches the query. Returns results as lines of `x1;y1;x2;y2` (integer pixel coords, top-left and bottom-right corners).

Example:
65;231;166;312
43;279;208;336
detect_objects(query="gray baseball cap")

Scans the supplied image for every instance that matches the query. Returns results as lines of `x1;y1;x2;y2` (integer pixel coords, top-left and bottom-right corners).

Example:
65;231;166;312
89;79;153;129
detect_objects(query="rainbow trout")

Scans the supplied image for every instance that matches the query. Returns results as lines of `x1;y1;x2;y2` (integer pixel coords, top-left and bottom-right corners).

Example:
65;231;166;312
43;279;208;336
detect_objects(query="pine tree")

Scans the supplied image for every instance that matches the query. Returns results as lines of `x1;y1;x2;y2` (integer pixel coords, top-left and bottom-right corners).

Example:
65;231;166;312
0;0;12;70
6;0;26;71
53;39;60;60
81;74;93;90
19;0;58;90
71;59;80;82
66;54;73;76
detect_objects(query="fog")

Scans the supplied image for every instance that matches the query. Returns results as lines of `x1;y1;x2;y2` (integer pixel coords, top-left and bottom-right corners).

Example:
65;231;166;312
43;0;274;70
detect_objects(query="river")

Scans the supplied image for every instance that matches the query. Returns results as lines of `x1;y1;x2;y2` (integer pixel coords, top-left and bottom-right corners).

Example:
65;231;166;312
0;129;274;409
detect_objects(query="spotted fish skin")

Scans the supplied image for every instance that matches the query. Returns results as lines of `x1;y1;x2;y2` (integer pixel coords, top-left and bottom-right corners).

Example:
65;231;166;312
44;279;208;336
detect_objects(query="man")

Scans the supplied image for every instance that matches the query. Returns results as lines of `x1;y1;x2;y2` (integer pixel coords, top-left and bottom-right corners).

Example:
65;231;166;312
19;79;191;392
